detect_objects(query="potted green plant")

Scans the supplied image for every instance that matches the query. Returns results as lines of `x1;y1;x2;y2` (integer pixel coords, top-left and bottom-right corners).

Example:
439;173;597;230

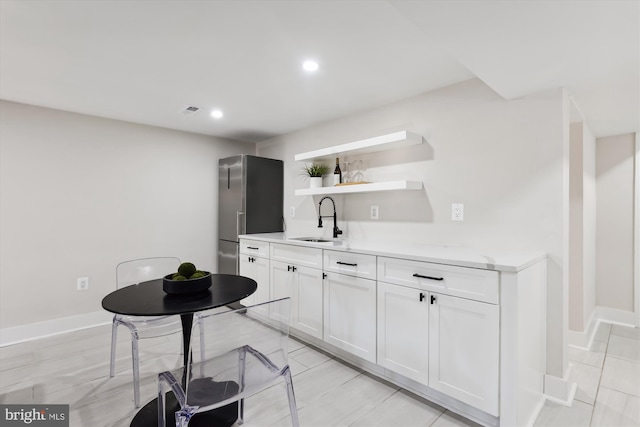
303;164;329;188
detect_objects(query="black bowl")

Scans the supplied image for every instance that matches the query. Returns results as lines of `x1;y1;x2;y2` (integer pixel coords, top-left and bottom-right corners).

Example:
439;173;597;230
162;272;212;295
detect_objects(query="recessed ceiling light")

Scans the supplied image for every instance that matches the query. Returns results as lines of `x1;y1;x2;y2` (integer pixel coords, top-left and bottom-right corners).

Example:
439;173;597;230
210;109;224;119
302;60;319;72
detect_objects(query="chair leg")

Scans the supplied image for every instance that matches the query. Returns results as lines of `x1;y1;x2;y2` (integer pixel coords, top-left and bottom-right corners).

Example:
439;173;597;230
199;318;205;364
238;398;245;425
283;367;299;427
157;380;166;427
109;320;118;378
237;347;247;424
175;408;195;427
131;335;140;408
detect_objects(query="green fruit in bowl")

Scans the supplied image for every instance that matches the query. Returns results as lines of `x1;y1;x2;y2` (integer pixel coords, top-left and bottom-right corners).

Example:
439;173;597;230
178;262;196;278
190;272;205;279
172;275;187;281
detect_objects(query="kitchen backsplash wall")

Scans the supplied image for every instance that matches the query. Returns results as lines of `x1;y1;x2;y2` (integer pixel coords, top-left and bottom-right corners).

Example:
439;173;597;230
259;78;564;253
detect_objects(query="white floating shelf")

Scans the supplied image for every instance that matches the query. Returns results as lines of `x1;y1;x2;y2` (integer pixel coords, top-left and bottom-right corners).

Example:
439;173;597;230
295;180;422;196
295;130;422;162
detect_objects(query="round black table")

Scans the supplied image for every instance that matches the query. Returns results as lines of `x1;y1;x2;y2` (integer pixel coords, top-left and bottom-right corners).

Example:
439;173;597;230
102;274;257;427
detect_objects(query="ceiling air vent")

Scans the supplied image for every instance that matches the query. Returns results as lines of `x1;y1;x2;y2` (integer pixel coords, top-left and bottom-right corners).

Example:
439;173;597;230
180;105;200;115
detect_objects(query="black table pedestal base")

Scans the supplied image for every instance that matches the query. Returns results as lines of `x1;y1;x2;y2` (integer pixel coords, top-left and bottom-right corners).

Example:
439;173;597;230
130;393;238;427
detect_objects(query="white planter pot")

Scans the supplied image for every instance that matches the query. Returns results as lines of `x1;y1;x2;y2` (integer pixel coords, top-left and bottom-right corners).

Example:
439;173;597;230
309;177;323;188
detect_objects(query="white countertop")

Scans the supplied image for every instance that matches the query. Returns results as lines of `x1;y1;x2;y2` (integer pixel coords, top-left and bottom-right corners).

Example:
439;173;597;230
239;233;546;272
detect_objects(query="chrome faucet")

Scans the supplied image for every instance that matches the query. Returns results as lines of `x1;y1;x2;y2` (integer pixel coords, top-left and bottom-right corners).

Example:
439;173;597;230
318;196;343;238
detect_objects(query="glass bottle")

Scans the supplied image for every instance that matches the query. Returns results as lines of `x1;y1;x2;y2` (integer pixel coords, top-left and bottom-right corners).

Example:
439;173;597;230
333;157;342;185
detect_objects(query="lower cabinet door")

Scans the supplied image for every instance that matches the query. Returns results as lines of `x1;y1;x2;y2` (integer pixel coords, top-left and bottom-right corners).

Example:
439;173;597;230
323;272;376;363
270;260;297;321
239;255;269;313
377;282;429;384
270;260;323;340
428;293;499;416
294;266;324;339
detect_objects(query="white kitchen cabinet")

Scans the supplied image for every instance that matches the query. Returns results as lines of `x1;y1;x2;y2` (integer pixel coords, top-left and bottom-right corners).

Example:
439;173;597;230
377;256;499;304
271;242;323;269
239;234;547;427
239;239;270;258
271;259;323;339
239;239;270;312
377;255;501;415
377;281;429;384
378;282;499;415
270;260;295;302
323;271;377;363
324;250;377;280
429;292;499;416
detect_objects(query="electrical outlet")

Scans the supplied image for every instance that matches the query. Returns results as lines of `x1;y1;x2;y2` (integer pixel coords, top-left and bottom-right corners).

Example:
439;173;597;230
371;205;379;220
452;203;464;221
77;277;89;291
289;206;295;217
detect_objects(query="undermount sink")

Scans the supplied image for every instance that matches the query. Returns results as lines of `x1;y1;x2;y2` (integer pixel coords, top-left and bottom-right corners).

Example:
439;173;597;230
289;237;333;243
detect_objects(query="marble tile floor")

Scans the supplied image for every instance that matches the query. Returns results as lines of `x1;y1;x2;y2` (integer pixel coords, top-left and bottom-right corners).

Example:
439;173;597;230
0;321;637;427
533;322;639;427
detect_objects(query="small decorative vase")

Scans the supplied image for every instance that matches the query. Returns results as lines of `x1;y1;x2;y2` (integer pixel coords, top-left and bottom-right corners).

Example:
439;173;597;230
310;177;323;188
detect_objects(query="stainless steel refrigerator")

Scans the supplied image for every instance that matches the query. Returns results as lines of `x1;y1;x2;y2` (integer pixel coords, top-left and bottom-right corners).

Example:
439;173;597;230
218;155;284;274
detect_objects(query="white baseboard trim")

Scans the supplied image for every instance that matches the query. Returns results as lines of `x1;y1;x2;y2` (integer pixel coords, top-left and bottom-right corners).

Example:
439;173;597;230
568;310;598;350
544;365;577;406
0;311;113;347
525;396;547;427
568;306;636;351
595;306;636;327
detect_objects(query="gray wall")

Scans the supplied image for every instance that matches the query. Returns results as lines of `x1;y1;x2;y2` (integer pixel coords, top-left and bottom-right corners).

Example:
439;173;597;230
596;133;636;312
0;100;255;328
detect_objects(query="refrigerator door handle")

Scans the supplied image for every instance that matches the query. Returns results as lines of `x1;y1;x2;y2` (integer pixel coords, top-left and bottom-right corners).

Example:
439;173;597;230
237;211;245;236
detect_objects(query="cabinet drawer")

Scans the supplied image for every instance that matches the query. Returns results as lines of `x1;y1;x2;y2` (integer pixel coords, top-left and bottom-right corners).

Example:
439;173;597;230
377;257;499;304
270;243;323;269
324;250;376;280
239;239;269;258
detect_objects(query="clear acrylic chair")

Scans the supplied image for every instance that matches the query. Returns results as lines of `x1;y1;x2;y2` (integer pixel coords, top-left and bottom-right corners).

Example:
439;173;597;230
110;257;184;408
157;297;299;427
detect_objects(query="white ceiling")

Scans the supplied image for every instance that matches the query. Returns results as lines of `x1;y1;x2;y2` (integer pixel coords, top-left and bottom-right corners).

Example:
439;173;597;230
1;0;637;142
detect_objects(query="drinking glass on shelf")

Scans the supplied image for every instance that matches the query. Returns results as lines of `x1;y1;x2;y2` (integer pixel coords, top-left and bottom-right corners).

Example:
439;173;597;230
351;159;364;183
342;161;351;183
